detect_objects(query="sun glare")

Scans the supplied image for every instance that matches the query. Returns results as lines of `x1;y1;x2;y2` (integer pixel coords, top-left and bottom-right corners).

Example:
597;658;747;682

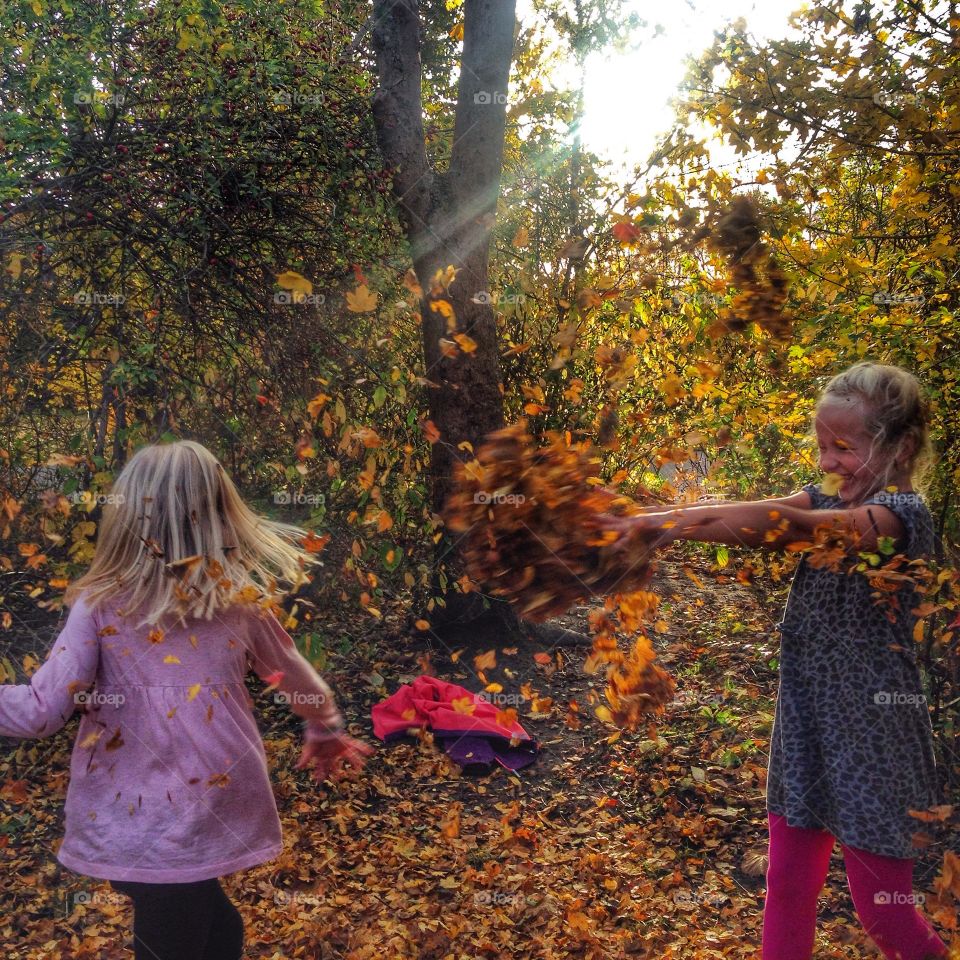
576;0;807;169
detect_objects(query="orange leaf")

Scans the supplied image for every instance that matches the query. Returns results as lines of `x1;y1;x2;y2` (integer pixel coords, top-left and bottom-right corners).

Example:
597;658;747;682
303;531;330;554
474;649;497;671
612;220;641;244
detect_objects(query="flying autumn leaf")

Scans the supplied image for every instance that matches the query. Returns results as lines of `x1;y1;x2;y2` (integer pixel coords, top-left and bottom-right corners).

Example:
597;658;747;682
821;472;845;496
453;332;477;353
402;268;422;297
6;252;25;280
430;298;455;321
302;531;330;554
474;649;497;672
351;427;382;448
612;220;642;244
422;420;441;444
307;392;331;418
275;270;313;301
346;284;377;312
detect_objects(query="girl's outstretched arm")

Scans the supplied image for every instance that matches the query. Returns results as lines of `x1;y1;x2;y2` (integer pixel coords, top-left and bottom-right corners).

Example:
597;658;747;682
0;596;100;738
616;490;904;553
245;608;374;782
245;607;345;736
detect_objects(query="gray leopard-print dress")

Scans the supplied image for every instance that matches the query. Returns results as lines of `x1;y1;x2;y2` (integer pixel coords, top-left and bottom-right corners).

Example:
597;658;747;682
766;482;940;859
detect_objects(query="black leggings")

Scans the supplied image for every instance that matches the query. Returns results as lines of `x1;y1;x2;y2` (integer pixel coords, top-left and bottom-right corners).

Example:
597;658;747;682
109;877;244;960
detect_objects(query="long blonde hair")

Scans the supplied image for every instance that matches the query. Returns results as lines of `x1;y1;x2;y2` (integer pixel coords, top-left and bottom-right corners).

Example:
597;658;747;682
816;361;932;498
64;440;320;628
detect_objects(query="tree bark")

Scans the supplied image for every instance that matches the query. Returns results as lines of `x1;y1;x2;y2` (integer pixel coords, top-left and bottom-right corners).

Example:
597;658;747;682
371;0;518;628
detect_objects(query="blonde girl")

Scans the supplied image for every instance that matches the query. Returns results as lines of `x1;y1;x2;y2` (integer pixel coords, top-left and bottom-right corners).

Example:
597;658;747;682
0;440;372;960
613;362;948;960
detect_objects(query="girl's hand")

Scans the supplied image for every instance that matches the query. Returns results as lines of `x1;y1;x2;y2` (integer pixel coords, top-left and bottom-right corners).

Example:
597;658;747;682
296;731;375;784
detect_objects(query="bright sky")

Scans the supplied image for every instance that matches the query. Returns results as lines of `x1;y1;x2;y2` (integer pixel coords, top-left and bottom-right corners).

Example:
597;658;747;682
573;0;807;170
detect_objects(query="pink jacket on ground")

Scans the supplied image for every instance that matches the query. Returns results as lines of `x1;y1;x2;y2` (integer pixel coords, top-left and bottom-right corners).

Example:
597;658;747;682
0;591;342;883
372;674;532;741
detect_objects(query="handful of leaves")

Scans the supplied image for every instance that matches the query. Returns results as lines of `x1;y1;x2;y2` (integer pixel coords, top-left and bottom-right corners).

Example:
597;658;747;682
445;421;675;727
445;421;655;621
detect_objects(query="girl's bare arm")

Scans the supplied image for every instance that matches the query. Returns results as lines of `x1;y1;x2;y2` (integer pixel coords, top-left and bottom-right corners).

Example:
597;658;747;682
629;491;903;552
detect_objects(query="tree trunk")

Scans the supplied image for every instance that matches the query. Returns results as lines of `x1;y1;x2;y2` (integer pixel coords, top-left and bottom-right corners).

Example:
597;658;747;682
371;0;517;629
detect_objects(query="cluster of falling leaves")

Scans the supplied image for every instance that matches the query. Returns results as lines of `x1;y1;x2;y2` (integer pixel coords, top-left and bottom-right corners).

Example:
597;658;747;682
778;477;959;634
692;196;793;340
445;420;675;730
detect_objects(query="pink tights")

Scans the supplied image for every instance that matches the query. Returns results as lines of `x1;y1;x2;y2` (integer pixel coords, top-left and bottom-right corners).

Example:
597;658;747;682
762;812;948;960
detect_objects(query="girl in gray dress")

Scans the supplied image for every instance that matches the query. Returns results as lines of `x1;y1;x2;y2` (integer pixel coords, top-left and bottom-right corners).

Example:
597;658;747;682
612;362;949;960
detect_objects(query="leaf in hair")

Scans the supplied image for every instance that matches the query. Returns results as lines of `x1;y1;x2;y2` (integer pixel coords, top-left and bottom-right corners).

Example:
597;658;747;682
166;554;204;577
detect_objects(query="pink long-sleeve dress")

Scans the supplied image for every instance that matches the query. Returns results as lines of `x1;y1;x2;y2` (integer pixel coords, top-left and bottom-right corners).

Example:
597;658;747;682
0;591;343;883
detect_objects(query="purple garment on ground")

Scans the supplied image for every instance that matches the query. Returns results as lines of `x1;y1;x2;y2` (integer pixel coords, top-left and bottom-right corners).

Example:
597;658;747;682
439;733;538;771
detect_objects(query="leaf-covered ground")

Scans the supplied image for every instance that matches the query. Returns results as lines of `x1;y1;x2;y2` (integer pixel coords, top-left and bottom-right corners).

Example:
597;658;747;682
1;555;955;958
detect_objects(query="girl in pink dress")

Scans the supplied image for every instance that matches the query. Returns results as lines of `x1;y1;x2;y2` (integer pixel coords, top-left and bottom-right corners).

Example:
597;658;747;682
0;440;372;959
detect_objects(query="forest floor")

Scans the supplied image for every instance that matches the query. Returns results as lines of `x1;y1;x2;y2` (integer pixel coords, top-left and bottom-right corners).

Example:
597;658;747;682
1;549;956;959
